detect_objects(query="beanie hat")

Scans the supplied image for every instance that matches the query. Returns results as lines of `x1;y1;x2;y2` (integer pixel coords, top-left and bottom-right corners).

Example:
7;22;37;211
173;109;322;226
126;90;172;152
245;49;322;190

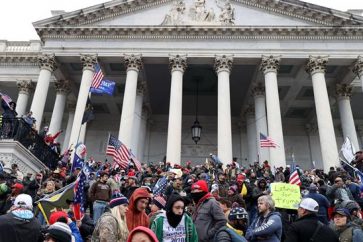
152;195;166;209
0;183;8;195
49;211;68;225
191;180;209;193
47;222;72;242
109;193;128;208
12;183;24;192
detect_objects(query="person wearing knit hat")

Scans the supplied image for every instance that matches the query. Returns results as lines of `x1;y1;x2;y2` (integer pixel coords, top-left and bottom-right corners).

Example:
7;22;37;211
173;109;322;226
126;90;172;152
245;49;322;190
191;180;226;242
45;222;72;242
149;195;166;224
226;185;246;209
92;193;129;242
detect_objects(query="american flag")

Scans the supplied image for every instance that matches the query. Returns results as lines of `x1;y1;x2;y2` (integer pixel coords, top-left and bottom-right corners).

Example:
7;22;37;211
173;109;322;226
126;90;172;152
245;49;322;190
130;150;142;171
152;176;168;195
289;169;301;186
106;135;130;169
0;92;13;109
73;170;86;220
91;64;104;89
260;133;278;148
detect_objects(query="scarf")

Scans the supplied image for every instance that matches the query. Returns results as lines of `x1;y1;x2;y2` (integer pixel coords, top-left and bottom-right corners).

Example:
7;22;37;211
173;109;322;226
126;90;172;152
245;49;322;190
166;194;185;228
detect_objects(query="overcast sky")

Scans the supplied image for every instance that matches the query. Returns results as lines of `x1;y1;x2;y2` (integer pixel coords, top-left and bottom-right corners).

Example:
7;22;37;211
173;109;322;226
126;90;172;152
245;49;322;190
1;0;363;41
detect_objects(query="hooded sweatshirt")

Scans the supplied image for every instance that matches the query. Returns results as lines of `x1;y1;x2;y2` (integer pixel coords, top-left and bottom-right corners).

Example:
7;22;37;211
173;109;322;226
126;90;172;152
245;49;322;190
127;226;159;242
126;188;150;231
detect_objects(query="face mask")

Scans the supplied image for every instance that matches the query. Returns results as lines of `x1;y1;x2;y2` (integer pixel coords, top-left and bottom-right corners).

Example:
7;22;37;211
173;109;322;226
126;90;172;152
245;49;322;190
145;182;151;186
191;192;206;203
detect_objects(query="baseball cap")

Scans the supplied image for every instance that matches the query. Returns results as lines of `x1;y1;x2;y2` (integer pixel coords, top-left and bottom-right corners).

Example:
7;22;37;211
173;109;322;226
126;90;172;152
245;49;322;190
299;198;319;212
191;180;208;193
14;194;33;210
332;208;351;218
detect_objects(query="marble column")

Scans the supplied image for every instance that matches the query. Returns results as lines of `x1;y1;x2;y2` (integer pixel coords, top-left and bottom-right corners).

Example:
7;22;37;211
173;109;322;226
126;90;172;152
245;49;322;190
30;54;57;130
336;84;360;151
252;83;270;163
215;55;233;165
49;80;70;137
306;56;339;170
15;80;34;116
138;105;150;162
353;56;363;93
118;54;142;148
166;55;187;165
62;101;75;152
260;56;286;168
245;105;258;163
131;81;146;157
68;55;96;150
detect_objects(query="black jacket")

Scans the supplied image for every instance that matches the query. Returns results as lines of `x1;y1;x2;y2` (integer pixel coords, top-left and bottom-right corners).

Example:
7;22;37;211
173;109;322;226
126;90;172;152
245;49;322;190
0;211;42;242
284;213;339;242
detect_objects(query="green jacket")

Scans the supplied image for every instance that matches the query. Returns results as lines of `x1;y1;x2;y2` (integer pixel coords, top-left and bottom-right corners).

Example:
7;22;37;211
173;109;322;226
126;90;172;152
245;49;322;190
151;213;198;242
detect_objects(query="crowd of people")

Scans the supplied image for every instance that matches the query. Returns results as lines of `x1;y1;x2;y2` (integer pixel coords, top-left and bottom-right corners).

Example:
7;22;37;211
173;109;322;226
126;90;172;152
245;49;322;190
1;154;363;242
2;96;363;242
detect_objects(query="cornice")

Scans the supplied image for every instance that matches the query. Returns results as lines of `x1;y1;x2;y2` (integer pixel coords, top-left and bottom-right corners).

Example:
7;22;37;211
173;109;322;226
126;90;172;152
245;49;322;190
0;56;38;66
36;26;363;41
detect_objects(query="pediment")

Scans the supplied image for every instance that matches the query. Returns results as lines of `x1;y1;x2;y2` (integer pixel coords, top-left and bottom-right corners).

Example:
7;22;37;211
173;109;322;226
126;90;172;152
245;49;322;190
34;0;363;29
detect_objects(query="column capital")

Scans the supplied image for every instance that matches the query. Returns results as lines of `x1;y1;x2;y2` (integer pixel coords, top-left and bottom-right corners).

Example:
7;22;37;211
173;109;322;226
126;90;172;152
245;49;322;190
336;83;353;99
16;80;34;95
124;54;143;72
260;55;280;74
80;54;97;71
169;54;187;72
214;55;233;74
251;82;265;97
55;80;71;95
242;104;255;118
353;56;363;78
67;100;76;112
137;81;147;96
305;56;329;75
38;54;57;72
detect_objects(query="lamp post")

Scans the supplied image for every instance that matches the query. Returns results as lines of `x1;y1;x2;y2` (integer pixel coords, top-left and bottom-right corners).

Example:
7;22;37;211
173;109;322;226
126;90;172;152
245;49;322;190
191;79;202;144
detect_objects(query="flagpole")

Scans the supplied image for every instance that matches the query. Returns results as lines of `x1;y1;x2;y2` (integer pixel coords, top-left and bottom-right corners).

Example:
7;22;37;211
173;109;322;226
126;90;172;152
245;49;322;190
105;132;111;163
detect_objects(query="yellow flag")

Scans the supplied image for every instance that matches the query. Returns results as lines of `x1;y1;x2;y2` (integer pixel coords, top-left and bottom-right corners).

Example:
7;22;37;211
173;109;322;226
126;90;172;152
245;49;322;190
240;183;248;198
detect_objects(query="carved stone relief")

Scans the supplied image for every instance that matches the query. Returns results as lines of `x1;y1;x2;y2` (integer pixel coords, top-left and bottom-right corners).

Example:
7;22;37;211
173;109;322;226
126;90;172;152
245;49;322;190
162;0;235;26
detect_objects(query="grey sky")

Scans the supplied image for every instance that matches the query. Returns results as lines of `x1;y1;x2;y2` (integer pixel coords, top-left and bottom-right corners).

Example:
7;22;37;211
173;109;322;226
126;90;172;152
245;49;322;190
1;0;362;40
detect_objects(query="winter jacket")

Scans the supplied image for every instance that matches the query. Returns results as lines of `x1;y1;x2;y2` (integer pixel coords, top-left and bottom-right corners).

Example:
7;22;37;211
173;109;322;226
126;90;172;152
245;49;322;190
0;209;42;242
69;221;84;242
151;212;198;242
192;195;226;242
89;180;112;202
284;213;339;242
326;185;354;205
303;192;330;224
245;211;282;242
126;188;150;231
330;222;363;242
92;211;122;242
214;224;247;242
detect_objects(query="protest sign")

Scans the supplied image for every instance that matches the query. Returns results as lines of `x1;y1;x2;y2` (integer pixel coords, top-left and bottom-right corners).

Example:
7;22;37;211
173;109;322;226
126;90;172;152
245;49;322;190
270;183;301;210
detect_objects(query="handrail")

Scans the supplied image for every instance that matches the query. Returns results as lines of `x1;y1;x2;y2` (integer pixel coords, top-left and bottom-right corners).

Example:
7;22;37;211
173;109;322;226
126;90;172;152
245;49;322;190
0;118;59;169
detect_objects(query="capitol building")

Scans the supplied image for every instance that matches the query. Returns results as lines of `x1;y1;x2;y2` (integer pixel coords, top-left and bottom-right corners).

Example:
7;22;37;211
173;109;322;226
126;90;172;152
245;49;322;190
1;0;363;173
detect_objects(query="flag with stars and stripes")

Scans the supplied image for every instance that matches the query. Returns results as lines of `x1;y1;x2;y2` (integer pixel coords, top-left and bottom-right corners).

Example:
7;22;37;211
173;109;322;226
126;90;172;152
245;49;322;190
106;135;130;169
91;63;104;89
152;176;168;196
73;170;86;221
130;150;142;171
260;133;279;148
0;92;13;109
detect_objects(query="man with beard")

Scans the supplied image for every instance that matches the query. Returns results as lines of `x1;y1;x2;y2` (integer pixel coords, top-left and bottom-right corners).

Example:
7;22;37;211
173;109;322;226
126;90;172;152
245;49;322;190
246;195;282;242
191;180;226;242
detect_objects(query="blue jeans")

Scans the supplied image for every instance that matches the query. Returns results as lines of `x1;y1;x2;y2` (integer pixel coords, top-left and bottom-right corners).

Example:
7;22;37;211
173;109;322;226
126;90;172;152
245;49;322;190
93;201;107;224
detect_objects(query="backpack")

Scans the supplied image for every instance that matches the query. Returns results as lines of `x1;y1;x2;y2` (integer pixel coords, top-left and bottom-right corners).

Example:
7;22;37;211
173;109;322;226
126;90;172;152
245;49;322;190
214;226;247;242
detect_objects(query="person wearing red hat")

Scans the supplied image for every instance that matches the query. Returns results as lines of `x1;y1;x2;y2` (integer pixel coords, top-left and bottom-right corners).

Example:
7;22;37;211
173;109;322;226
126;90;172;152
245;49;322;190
191;180;226;242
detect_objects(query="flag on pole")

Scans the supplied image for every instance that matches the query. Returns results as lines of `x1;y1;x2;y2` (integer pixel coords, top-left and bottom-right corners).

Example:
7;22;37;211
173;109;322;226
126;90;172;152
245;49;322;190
153;176;168;195
90;80;116;96
340;137;356;163
130;150;142;171
260;133;278;148
71;143;87;172
37;183;75;224
73;170;86;221
91;64;104;89
289;168;301;186
0;92;13;109
106;135;130;169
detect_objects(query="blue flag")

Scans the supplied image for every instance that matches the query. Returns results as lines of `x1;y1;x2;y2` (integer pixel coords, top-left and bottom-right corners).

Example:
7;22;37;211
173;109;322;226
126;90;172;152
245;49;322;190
71;143;87;172
90;80;115;96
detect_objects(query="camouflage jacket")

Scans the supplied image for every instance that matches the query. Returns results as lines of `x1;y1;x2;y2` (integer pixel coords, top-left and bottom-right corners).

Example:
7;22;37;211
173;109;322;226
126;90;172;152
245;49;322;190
92;212;120;242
